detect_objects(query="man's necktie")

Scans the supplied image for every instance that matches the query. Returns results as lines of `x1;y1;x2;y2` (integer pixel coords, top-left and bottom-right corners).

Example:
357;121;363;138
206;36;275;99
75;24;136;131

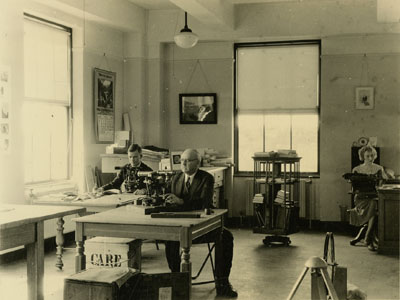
186;178;191;191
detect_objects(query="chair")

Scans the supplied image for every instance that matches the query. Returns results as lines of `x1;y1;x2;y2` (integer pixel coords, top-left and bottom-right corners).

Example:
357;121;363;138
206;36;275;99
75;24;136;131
343;173;380;246
191;242;216;286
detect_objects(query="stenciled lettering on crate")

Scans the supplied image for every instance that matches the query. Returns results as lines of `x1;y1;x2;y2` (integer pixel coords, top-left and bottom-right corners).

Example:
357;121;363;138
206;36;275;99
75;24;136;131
85;237;142;270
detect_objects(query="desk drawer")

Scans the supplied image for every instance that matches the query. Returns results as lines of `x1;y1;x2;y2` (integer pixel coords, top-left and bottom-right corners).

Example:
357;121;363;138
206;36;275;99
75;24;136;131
214;180;223;188
207;169;224;182
102;157;128;173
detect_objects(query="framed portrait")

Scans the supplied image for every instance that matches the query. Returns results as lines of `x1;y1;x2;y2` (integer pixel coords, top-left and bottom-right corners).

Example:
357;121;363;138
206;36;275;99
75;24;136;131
170;151;183;171
179;93;217;124
355;87;374;110
94;68;116;143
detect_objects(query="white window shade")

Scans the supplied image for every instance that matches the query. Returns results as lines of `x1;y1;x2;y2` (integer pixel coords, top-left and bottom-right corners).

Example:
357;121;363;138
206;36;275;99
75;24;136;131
24;18;70;104
237;45;319;111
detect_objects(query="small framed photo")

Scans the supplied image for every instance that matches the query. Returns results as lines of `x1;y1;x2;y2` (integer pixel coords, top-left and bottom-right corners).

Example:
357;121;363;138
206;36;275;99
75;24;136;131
179;93;217;124
170;151;183;171
355;87;374;110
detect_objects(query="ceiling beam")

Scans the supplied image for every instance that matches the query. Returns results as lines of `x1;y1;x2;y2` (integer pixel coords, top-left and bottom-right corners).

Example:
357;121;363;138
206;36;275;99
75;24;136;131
169;0;234;30
32;0;146;32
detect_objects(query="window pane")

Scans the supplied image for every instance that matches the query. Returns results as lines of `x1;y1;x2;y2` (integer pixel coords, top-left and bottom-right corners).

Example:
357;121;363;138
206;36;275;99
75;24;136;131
24;18;70;103
265;114;290;151
50;106;69;180
23;103;68;183
238;114;263;171
292;114;318;172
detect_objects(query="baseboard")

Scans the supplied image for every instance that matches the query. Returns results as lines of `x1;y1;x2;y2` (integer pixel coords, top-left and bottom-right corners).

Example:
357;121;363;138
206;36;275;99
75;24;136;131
225;216;356;235
0;231;75;265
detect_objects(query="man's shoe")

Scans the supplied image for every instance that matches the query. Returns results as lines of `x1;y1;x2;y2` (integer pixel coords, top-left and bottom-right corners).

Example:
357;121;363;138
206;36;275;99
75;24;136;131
216;282;238;298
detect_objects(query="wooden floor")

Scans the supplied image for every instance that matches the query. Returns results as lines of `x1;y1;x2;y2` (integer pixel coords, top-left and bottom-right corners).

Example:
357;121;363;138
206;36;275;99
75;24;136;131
0;228;398;300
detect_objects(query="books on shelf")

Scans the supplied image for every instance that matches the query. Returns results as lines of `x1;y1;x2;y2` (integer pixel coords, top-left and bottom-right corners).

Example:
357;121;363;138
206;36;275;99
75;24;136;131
253;150;297;158
253;193;264;204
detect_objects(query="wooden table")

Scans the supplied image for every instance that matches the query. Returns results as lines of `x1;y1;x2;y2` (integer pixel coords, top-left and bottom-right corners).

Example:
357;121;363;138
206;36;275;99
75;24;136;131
33;193;141;213
73;206;227;291
33;194;144;269
377;186;400;254
0;204;86;300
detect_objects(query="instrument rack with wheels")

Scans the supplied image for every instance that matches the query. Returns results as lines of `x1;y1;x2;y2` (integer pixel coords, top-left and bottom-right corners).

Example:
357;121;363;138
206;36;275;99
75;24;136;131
252;155;301;246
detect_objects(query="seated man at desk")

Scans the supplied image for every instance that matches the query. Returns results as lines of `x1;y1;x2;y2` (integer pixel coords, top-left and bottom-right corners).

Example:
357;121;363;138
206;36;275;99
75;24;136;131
95;143;152;195
164;149;238;298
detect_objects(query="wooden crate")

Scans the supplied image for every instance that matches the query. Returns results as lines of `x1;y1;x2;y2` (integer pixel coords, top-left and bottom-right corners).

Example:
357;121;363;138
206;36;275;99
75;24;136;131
64;268;139;300
131;272;190;300
85;237;142;270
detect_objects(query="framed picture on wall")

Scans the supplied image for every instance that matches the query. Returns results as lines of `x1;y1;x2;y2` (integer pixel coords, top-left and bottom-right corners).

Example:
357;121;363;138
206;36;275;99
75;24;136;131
179;93;217;124
170;151;183;171
94;68;116;143
355;87;374;110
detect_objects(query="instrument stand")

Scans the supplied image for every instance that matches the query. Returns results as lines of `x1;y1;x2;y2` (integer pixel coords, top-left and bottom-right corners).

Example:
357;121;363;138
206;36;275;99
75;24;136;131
287;256;339;300
263;235;291;246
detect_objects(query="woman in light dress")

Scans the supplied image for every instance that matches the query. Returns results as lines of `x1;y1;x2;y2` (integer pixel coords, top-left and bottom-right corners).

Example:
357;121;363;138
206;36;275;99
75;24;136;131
349;145;387;251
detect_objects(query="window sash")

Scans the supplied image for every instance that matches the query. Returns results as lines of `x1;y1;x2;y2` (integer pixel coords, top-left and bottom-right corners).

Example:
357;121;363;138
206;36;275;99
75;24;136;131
23;15;72;184
235;41;320;174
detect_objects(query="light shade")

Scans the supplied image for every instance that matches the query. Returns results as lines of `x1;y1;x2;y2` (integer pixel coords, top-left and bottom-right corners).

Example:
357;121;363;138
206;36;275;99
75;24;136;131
174;12;198;49
174;31;198;48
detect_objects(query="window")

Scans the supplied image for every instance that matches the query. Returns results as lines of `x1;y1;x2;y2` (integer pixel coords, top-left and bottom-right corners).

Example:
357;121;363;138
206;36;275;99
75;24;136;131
23;14;72;184
235;41;320;174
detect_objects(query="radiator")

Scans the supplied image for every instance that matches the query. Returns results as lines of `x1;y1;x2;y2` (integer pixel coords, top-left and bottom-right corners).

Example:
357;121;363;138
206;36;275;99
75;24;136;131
245;179;254;216
299;179;317;220
244;178;317;220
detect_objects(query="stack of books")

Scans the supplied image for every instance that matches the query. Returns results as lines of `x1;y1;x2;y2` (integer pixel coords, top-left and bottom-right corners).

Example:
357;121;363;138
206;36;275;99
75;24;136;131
274;190;290;204
253;193;264;204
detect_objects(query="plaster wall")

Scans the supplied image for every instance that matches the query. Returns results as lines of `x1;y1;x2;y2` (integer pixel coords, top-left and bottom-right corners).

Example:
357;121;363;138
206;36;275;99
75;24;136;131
146;3;400;221
81;22;125;175
0;0;25;204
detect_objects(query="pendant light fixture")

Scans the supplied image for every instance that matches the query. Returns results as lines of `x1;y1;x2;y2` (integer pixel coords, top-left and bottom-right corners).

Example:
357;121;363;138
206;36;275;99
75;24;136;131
174;12;198;49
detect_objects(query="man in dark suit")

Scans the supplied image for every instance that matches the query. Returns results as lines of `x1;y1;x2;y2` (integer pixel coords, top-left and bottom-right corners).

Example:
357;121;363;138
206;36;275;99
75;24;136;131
164;149;237;298
95;144;152;194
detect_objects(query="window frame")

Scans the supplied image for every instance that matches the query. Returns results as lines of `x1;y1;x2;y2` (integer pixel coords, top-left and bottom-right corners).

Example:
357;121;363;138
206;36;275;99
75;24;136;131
233;40;321;177
23;13;73;185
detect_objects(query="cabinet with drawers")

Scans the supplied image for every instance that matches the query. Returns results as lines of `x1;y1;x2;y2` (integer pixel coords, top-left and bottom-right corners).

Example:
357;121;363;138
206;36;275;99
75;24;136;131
200;167;227;208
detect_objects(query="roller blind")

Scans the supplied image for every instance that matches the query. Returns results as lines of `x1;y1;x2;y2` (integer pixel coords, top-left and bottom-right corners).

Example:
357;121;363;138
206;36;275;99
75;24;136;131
237;44;319;111
24;17;71;104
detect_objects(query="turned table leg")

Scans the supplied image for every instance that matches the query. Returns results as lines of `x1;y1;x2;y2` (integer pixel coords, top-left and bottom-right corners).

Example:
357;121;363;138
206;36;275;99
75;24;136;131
75;222;85;272
55;217;65;270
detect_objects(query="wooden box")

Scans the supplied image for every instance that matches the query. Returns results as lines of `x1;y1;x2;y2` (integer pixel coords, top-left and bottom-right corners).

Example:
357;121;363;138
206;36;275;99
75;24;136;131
64;268;139;300
131;272;190;300
85;237;142;270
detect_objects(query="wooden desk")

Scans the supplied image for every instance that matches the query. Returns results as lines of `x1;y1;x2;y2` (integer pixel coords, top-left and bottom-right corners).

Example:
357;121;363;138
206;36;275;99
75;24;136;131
33;193;142;213
0;204;85;300
33;194;141;269
73;207;227;292
377;186;400;255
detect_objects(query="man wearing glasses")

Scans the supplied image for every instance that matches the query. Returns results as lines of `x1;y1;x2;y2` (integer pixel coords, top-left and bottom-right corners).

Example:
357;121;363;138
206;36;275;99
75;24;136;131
164;149;238;298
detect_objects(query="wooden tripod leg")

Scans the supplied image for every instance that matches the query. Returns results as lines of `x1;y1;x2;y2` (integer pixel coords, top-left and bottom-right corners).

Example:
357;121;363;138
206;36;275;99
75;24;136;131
286;267;309;300
320;268;339;300
311;268;326;300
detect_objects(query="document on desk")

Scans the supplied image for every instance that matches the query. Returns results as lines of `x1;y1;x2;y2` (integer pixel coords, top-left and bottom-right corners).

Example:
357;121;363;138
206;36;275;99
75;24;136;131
150;212;201;218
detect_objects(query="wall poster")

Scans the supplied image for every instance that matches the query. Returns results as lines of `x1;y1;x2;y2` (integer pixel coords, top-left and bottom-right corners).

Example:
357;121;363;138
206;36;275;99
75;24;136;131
94;68;116;143
0;66;11;154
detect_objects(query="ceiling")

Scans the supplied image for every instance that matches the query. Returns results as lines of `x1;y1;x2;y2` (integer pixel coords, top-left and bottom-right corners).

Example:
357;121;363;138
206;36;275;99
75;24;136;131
127;0;336;11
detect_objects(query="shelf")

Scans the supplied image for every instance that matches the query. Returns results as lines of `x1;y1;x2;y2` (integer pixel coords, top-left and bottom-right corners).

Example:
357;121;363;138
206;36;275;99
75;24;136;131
255;178;297;184
252;156;301;239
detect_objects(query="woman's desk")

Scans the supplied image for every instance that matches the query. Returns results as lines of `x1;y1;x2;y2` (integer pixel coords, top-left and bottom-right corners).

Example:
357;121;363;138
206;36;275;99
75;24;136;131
377;186;400;254
0;204;85;300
